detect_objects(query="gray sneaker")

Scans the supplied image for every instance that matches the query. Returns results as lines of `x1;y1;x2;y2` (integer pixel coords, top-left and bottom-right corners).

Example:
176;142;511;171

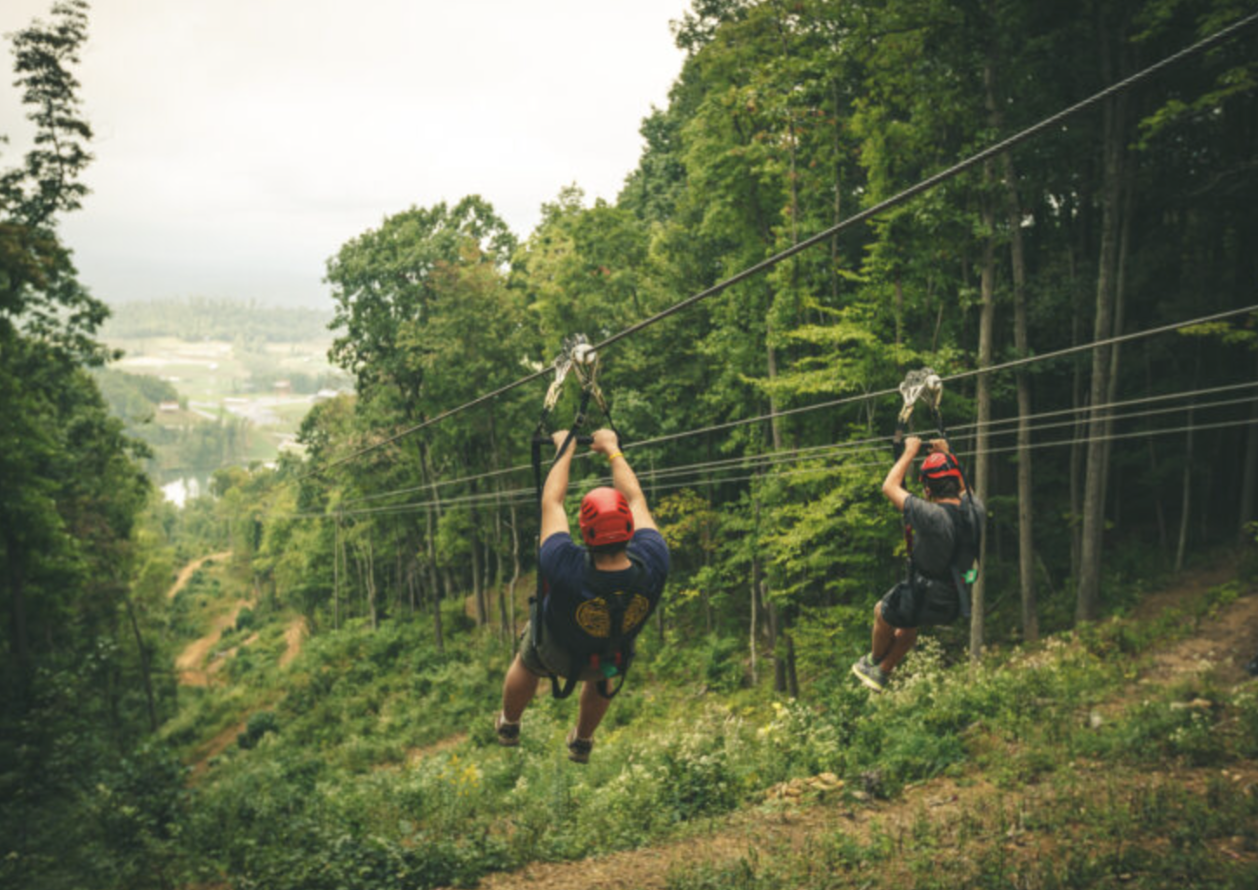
851;655;888;693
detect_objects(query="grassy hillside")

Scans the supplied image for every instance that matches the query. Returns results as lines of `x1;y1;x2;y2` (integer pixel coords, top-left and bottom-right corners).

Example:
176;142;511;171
158;550;1258;890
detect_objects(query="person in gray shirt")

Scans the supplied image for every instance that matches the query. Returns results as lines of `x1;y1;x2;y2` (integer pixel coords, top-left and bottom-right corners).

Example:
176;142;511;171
852;436;985;692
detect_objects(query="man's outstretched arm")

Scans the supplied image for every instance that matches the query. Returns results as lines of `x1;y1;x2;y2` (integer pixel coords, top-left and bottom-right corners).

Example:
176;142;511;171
590;428;657;532
541;430;577;541
882;435;921;512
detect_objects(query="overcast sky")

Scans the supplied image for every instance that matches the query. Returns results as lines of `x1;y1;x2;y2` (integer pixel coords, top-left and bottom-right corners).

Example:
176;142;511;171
1;0;690;309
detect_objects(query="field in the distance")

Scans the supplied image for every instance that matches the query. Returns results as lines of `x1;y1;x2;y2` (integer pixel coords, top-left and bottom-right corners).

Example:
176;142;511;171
106;334;350;471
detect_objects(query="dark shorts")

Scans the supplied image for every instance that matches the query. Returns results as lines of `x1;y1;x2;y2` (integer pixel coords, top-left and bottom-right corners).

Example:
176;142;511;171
878;576;960;629
518;621;603;683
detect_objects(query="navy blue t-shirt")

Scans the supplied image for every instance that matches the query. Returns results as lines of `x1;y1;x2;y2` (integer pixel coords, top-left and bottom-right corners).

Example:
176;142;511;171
539;528;670;654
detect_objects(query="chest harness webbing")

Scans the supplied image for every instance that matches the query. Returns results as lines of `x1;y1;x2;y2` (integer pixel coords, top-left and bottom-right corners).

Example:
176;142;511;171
547;553;653;700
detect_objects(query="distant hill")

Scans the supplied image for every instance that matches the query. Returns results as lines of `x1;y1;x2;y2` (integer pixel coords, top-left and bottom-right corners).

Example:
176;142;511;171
102;296;335;342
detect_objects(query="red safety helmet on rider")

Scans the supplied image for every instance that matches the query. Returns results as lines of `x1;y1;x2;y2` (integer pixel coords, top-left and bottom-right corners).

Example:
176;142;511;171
919;451;963;483
579;487;634;547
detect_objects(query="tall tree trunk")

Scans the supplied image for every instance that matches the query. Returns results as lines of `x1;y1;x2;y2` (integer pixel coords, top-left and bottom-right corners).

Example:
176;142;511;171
752;491;773;678
471;519;486;626
1100;170;1134;529
506;499;522;639
989;56;1038;642
426;506;444;654
766;316;785;452
969;176;996;660
1069;245;1086;583
1240;355;1258;546
769;599;785;693
749;572;759;688
394;523;404;617
420;442;449;649
354;535;377;630
125;595;158;732
1176;406;1196;573
1076;49;1127;622
494;492;507;642
783;629;799;699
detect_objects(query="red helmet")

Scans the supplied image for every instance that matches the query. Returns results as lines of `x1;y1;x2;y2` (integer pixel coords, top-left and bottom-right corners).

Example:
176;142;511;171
920;451;962;484
579;487;634;547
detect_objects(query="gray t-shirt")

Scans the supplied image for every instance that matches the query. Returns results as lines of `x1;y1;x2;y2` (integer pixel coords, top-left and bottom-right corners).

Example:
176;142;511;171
904;494;986;578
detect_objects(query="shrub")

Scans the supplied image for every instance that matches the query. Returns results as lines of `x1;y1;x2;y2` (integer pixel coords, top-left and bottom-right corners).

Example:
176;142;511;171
238;711;280;749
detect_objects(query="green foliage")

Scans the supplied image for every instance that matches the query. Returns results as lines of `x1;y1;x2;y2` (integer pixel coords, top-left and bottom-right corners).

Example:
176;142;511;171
237;711;279;749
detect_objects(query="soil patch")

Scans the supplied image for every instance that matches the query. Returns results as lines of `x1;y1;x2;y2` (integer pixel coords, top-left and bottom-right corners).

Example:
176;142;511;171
175;599;252;687
279;617;307;667
168;551;232;600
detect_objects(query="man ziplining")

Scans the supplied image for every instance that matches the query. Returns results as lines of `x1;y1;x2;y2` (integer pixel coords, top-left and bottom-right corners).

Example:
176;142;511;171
852;370;986;693
495;423;670;763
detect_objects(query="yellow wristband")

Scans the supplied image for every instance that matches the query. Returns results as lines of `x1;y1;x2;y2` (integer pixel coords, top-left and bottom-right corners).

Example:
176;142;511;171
607;451;625;463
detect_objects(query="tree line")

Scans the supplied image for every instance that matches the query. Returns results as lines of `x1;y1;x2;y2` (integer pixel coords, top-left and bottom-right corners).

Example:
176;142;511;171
101;296;334;343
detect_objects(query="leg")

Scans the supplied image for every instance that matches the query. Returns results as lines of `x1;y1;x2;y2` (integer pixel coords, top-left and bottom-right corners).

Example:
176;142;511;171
501;653;540;723
574;679;612;739
872;602;918;674
870;602;895;663
879;625;918;674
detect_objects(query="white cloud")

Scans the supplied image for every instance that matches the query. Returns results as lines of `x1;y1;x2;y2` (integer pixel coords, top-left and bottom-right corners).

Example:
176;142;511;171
1;0;688;307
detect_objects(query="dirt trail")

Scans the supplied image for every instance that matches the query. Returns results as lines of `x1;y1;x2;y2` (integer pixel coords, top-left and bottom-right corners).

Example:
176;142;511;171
460;561;1258;890
167;550;232;600
175;599;251;686
171;551;312;688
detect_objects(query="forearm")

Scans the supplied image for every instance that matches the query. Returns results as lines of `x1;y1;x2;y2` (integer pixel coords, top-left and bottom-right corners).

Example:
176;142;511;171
608;451;656;531
881;451;914;497
609;453;645;506
542;450;574;508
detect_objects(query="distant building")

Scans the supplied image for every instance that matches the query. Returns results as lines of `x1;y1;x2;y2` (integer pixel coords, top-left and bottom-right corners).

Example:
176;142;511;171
158;400;180;413
313;388;342;403
274;380;292;394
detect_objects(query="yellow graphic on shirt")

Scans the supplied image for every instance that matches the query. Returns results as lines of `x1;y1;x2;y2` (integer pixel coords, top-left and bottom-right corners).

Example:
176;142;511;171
576;593;652;638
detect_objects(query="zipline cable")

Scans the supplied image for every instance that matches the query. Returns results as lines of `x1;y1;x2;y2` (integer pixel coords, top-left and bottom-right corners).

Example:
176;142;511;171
300;414;1258;521
631;304;1258;451
301;389;1257;520
307;13;1258;477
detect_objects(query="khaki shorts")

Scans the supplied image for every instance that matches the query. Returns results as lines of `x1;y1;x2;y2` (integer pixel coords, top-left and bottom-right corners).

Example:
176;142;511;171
878;577;960;629
518;620;603;682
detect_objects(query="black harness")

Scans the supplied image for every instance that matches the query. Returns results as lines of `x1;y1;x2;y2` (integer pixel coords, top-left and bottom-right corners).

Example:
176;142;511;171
537;553;654;700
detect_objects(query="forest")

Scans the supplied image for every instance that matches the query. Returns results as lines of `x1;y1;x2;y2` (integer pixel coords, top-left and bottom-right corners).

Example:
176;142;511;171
2;1;1257;888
